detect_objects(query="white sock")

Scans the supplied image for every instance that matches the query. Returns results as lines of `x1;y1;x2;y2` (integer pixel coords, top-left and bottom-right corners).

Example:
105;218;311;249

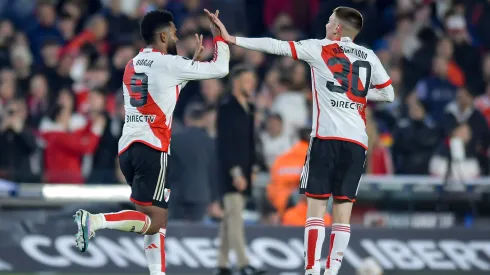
91;210;151;234
304;217;325;275
145;228;166;275
326;223;351;272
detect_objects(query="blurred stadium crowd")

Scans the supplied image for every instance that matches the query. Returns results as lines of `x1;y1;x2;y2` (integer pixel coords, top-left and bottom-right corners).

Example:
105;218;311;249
0;0;490;223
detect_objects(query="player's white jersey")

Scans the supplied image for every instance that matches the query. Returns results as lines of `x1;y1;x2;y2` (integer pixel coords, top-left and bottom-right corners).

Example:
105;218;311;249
118;37;229;155
236;37;392;149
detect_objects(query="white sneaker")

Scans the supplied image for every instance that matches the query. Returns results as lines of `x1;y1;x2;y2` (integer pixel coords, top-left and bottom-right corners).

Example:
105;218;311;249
73;209;96;252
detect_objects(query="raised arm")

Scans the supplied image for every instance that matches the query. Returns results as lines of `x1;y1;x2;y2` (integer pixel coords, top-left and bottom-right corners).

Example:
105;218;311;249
235;37;296;57
171;36;230;82
208;11;317;62
171;10;229;82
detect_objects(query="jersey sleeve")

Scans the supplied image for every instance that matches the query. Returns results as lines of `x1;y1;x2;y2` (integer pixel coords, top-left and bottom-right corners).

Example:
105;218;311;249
367;85;395;102
169;36;230;82
370;51;392;88
235;37;318;63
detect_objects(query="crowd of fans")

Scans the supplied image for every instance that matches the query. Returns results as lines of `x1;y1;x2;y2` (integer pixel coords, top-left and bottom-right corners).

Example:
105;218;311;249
1;0;490;223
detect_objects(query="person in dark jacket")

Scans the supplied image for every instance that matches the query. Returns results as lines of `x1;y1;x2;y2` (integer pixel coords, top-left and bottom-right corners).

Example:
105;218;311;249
0;99;38;182
168;103;219;221
415;56;457;122
87;88;121;184
430;87;490;178
215;65;264;275
392;100;440;174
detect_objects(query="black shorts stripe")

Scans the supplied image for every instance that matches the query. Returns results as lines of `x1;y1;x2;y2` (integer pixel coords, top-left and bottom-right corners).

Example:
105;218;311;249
153;152;165;201
300;138;314;189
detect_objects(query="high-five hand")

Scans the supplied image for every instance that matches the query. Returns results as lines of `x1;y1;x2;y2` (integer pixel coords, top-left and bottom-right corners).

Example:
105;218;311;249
203;9;221;37
192;34;204;62
204;10;235;44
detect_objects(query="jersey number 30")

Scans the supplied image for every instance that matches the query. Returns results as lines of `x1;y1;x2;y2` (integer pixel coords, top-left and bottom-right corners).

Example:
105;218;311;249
326;58;372;98
129;73;149;107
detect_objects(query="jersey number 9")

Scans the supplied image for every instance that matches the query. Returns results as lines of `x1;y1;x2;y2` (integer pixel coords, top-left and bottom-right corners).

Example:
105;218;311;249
326;58;372;98
129;73;149;107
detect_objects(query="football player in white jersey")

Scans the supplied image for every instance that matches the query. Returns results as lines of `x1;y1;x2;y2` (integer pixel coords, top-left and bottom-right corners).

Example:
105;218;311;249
73;9;229;275
209;6;394;275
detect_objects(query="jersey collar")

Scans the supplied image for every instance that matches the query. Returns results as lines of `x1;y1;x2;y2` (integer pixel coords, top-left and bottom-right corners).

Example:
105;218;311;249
139;48;165;54
340;37;353;42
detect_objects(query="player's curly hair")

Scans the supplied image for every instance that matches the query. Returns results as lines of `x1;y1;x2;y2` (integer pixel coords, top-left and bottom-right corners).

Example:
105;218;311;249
140;10;174;45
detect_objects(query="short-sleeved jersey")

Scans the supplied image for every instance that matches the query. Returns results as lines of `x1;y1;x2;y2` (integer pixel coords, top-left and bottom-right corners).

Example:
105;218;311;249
290;37;391;149
118;37;229;154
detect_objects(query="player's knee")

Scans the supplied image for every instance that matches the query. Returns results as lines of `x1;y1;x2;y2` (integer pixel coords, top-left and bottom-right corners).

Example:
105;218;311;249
146;212;167;234
332;199;353;224
135;205;168;234
145;218;166;234
306;197;328;218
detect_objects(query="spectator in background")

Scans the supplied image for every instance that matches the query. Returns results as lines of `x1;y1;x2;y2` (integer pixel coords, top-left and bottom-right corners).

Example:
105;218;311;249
37;39;60;76
201;105;222;218
406;27;439;90
474;0;490;51
0;99;37;182
10;39;33;94
168;104;220;222
28;1;63;62
76;64;110;113
289;61;309;92
113;93;126;184
475;84;490;127
216;66;263;275
108;44;136;90
208;0;249;35
47;54;75;101
165;0;201;28
430;87;490;178
392;100;439;175
365;109;393;175
482;53;490;88
58;0;84;24
26;74;50;127
435;37;465;88
60;14;109;57
0;69;16;108
373;66;404;131
57;11;77;42
267;127;309;217
415;56;457;121
270;65;309;139
229;39;247;68
202;104;218;138
0;20;15;67
264;0;319;31
444;10;482;92
244;50;267;82
87;88;120;184
102;0;135;46
430;123;480;180
199;78;224;107
260;113;292;169
40;88;103;183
